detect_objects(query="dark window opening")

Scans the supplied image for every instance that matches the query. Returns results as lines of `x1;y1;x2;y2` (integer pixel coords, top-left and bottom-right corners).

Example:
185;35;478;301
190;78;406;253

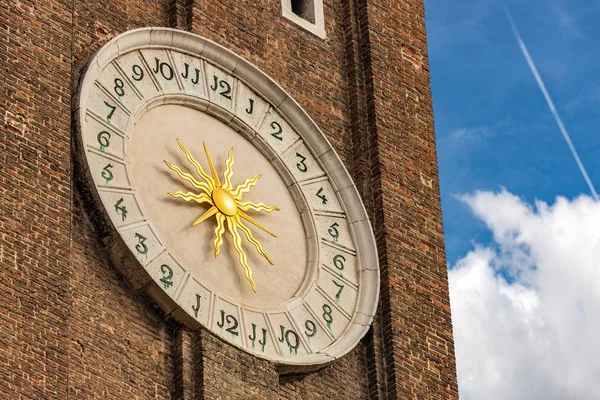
291;0;315;24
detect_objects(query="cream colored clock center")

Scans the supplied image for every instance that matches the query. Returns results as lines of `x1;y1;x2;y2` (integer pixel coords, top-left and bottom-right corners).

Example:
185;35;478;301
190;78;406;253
130;104;307;304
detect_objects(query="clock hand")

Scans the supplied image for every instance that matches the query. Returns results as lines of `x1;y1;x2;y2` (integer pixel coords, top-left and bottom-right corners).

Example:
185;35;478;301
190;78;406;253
235;214;273;264
192;206;218;226
237;210;277;237
176;139;214;190
237;200;280;212
203;142;222;187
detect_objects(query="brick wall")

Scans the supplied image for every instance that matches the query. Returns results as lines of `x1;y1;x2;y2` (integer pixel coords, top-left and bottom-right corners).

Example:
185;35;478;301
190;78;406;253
0;1;72;397
363;0;459;396
0;0;458;398
68;1;176;398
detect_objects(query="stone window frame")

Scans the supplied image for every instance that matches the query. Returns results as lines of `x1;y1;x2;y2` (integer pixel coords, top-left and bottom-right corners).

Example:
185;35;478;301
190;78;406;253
281;0;326;39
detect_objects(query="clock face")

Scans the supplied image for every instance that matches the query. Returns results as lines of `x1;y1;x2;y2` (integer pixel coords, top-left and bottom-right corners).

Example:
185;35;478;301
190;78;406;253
74;28;379;369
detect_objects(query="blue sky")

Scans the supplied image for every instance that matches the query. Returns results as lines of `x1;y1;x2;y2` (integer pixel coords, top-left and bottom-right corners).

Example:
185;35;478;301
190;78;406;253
425;0;600;264
425;1;600;398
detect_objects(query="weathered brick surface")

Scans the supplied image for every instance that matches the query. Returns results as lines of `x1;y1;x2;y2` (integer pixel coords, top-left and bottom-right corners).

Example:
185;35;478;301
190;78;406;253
68;192;175;399
361;0;460;397
0;1;72;398
0;0;458;398
278;344;370;399
196;329;279;399
66;1;177;398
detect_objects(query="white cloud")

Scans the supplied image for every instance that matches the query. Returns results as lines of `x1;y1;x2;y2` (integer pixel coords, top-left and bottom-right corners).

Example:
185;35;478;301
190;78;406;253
443;120;511;149
554;7;585;39
450;189;600;399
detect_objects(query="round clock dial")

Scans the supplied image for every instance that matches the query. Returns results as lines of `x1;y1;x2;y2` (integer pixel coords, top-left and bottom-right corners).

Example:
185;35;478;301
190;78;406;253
74;28;379;370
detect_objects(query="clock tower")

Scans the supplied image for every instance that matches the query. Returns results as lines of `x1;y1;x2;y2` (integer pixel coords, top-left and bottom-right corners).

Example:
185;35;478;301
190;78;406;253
0;1;458;398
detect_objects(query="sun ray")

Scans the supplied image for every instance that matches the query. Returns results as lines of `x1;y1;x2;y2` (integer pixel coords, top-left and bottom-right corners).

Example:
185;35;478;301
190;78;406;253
237;200;280;213
192;206;219;226
227;217;256;292
213;213;226;257
203;142;221;187
164;160;211;192
238;210;277;237
168;191;213;205
176;139;215;190
166;140;279;291
222;148;234;190
235;215;273;264
231;174;261;199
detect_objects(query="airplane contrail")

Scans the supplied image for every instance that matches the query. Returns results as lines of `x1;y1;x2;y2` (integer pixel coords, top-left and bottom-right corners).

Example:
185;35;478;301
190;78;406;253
504;6;599;201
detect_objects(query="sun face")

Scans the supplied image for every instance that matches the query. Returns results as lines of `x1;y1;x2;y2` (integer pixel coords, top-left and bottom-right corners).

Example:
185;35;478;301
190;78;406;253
164;139;279;292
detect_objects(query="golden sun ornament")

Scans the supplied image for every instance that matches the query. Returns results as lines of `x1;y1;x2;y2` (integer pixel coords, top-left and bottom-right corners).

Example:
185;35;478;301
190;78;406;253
164;139;279;292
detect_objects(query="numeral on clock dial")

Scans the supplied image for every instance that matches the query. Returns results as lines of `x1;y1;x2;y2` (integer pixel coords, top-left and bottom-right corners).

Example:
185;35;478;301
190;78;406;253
320;242;358;285
248;323;267;353
98;191;143;228
301;179;343;213
322;304;333;329
95;62;142;110
288;302;334;352
135;232;148;255
304;289;351;339
97;131;111;149
191;294;201;318
315;216;353;249
282;141;325;182
181;63;201;84
85;115;125;158
257;109;299;154
88;153;130;189
176;277;210;325
113;51;161;100
317;266;358;319
268;312;308;356
170;51;207;98
233;82;268;130
242;309;277;356
137;49;182;94
205;64;235;111
217;310;239;336
121;224;164;266
278;325;300;355
101;163;114;182
332;280;344;301
246;98;254;114
114;197;127;221
213;299;243;345
153;57;174;81
304;320;317;337
210;75;232;99
333;254;346;272
131;64;144;81
145;253;188;297
296;152;308;172
316;187;327;204
113;78;125;97
103;101;116;123
159;264;173;289
270;121;283;141
328;222;340;241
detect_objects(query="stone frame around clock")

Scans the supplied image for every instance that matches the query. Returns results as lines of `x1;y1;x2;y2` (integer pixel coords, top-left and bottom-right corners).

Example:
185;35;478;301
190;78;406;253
72;27;379;373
